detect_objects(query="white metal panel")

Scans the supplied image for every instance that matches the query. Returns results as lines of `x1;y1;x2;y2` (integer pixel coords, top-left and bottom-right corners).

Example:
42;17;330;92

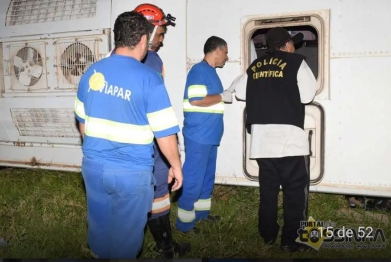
0;43;5;94
0;144;82;171
1;0;391;198
0;0;111;38
329;0;391;55
320;56;391;189
0;97;82;145
186;0;333;62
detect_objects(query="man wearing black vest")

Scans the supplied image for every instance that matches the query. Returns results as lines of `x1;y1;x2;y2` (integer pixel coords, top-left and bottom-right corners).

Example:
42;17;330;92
239;27;317;252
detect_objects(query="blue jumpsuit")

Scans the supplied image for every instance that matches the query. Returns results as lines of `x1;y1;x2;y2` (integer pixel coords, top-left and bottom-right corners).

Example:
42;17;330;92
176;61;225;232
74;54;179;258
143;50;171;219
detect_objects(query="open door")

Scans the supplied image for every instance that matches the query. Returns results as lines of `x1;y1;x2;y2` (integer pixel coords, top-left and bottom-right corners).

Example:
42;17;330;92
241;10;329;184
243;103;324;184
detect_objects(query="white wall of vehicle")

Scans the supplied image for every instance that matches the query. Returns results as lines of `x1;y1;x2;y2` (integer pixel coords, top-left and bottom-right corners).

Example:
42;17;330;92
0;0;391;197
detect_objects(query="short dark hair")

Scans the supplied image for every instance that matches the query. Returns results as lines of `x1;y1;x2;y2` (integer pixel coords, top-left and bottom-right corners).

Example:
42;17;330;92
113;11;150;49
203;36;227;55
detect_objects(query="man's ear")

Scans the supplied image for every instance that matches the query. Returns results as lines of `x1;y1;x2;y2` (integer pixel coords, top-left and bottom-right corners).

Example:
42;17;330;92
140;34;148;46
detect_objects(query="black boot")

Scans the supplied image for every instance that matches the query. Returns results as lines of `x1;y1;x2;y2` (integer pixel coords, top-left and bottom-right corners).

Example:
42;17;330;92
147;213;191;258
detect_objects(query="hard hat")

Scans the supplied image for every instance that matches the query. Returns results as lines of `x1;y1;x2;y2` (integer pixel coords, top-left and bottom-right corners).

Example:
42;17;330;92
134;3;168;26
134;3;176;48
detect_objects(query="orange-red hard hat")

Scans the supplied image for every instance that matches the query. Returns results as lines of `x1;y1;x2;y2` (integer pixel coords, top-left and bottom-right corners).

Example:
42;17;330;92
134;3;167;26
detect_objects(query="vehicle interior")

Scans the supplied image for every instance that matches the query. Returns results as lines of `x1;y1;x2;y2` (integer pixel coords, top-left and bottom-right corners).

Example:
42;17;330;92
251;25;319;79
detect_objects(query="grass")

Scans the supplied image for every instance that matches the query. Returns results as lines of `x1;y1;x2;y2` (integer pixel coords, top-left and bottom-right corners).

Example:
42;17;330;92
0;167;390;259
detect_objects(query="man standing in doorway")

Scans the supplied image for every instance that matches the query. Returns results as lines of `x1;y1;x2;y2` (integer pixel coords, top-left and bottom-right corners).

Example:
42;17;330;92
176;36;234;233
239;27;317;252
74;11;183;259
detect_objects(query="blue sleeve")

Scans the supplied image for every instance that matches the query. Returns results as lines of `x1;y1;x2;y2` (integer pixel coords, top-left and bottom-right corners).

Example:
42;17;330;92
146;77;180;138
74;73;88;124
185;66;208;102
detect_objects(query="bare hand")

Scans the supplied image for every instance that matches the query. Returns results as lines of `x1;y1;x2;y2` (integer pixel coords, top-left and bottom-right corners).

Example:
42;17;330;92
168;167;183;191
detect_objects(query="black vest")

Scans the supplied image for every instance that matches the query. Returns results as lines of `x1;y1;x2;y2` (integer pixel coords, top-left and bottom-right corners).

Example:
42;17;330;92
246;50;305;129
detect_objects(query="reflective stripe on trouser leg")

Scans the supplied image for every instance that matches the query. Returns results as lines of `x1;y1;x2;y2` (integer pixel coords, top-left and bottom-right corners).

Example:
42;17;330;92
194;198;211;220
176;137;213;232
82;157;155;259
195;144;217;221
149;142;171;219
150;193;171;216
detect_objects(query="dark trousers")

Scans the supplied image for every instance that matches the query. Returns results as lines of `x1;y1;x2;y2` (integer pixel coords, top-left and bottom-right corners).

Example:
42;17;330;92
256;155;309;246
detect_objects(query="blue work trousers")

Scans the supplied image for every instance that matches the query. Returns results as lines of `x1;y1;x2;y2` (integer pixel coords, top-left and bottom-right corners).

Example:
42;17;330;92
82;156;155;259
150;142;171;219
176;137;218;232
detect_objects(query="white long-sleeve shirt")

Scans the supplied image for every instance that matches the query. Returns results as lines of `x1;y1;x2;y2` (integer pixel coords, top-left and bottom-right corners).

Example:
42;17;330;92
231;60;318;158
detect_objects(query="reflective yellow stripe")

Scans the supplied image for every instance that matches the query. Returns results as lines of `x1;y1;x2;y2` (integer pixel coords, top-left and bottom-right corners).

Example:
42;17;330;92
84;116;153;144
194;198;211;211
74;97;85;119
178;208;196;222
187;85;207;99
147;107;178;132
183;99;224;114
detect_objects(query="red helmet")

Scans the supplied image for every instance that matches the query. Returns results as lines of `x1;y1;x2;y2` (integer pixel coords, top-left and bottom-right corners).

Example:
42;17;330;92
134;3;167;26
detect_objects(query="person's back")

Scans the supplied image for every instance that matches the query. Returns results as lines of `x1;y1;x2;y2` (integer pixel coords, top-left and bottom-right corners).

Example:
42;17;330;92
244;27;317;252
74;11;183;259
246;50;305;130
79;54;171;169
246;44;316;158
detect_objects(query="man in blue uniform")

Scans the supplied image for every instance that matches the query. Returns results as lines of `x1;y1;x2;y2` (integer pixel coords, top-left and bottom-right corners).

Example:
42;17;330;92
135;3;191;258
74;11;183;259
176;36;235;233
106;3;190;258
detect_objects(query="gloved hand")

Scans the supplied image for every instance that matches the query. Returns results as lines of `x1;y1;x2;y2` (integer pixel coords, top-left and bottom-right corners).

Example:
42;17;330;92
220;90;233;103
226;81;237;93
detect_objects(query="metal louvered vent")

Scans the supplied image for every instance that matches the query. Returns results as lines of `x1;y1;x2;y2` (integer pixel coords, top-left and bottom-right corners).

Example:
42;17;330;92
56;39;98;89
10;108;80;138
12;47;44;86
5;0;97;26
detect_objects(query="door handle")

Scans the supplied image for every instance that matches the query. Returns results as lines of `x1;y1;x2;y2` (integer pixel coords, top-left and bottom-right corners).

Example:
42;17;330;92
308;130;313;157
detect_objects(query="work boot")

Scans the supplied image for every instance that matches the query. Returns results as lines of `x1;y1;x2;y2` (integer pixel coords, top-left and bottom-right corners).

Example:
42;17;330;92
147;213;191;258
